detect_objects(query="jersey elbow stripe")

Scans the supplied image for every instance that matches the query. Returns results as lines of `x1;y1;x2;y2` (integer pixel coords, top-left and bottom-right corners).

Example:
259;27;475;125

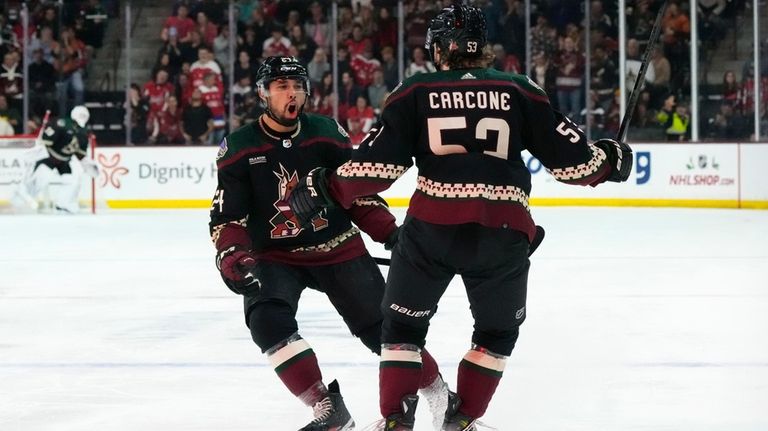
547;144;607;182
336;161;407;180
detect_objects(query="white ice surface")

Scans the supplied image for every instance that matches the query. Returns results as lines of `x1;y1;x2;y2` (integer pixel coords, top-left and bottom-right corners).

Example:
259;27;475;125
1;207;767;431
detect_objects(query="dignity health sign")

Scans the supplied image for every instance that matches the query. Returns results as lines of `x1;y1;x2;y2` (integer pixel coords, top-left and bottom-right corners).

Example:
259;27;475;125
3;144;766;210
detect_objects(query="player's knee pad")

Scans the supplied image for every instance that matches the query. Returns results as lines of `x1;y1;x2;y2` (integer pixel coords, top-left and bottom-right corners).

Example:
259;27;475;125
246;300;298;352
472;327;520;357
356;321;382;355
381;317;428;348
31;164;56;195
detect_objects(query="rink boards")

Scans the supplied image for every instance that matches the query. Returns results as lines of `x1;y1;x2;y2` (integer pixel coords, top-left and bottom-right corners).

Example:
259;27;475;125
1;142;767;210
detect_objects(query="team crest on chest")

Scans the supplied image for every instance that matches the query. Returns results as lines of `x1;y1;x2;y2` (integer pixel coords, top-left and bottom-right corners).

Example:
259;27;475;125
269;163;327;239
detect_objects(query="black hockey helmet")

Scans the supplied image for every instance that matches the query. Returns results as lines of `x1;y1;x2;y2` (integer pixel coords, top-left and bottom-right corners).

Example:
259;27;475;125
424;4;487;63
256;56;310;126
255;56;310;96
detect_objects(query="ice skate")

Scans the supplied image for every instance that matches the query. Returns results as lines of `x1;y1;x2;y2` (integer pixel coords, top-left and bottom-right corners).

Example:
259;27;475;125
298;380;355;431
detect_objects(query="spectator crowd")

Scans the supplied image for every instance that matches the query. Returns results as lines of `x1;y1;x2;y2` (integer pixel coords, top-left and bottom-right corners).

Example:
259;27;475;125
1;0;766;142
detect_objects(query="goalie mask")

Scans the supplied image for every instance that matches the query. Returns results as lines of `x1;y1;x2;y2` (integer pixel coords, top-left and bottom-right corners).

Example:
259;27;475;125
70;105;90;128
256;56;310;127
425;4;487;64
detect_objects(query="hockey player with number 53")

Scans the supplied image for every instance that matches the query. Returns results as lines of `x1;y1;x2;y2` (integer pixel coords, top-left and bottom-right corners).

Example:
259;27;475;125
208;56;454;430
288;4;633;430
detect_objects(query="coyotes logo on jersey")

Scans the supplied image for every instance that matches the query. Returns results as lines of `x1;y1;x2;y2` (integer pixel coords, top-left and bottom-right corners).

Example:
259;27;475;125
269;163;328;238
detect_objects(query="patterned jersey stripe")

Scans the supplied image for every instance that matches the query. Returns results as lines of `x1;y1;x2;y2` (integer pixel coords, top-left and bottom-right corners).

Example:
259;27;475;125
336;161;408;180
547;144;608;184
416;176;530;211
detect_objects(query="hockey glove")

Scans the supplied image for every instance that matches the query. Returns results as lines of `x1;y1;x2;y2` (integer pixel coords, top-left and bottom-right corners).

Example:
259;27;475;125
384;226;400;251
79;158;100;178
593;138;633;183
216;245;260;294
288;167;336;227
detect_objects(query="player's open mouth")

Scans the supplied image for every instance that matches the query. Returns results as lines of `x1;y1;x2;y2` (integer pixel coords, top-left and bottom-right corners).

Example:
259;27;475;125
287;104;297;115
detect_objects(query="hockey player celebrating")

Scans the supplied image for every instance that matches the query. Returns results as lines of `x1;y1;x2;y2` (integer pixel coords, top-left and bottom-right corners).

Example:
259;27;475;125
208;56;453;431
13;105;98;213
288;5;633;430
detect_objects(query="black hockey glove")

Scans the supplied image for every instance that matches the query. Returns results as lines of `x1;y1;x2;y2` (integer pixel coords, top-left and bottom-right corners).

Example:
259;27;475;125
216;245;260;295
593;138;633;183
384;226;401;251
288;167;336;228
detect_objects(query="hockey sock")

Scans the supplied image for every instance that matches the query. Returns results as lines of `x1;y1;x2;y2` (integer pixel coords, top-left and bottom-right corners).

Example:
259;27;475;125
456;345;507;419
418;348;440;389
267;334;325;406
380;343;422;417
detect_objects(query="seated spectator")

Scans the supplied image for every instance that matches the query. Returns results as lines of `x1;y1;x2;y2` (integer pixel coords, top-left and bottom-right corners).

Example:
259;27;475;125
143;68;175;115
0;94;21;134
28;47;57;118
380;45;398;90
367;69;388;115
307;47;331;88
347;95;375;135
156;33;183;79
237;26;263;63
179;30;204;66
234;91;262;125
350;42;380;87
161;4;195;43
492;44;521;74
190;46;223;93
213;24;232;76
234;50;257;84
722;70;739;108
335;44;351;78
656;95;691;141
262;26;291;58
199;72;226;145
182;89;214;145
707;102;747;140
232;75;253;106
648;45;671;106
305;1;330;50
289;24;317;65
195;11;218;47
127;83;150;145
555;36;584;120
373;7;397;53
529;51;558;107
404;46;435;78
28;26;60;66
337;70;362;124
590;45;617;109
149;95;185;145
345;23;370;58
0;50;23;114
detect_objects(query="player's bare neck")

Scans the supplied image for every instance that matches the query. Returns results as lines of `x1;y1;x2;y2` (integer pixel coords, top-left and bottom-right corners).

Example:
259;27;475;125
260;114;297;135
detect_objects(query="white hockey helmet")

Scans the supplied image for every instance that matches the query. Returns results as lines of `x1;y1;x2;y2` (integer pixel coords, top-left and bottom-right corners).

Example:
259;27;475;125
70;105;90;128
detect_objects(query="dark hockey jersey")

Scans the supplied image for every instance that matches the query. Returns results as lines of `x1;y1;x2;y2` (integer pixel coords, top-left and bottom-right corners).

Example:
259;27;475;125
326;67;612;242
40;118;90;162
209;113;396;265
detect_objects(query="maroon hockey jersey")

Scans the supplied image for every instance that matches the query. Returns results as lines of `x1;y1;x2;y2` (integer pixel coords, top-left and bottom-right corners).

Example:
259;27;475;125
325;67;612;242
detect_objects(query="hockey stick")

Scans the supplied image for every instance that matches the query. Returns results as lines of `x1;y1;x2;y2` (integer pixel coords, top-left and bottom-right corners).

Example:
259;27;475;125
372;225;546;267
616;0;669;144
